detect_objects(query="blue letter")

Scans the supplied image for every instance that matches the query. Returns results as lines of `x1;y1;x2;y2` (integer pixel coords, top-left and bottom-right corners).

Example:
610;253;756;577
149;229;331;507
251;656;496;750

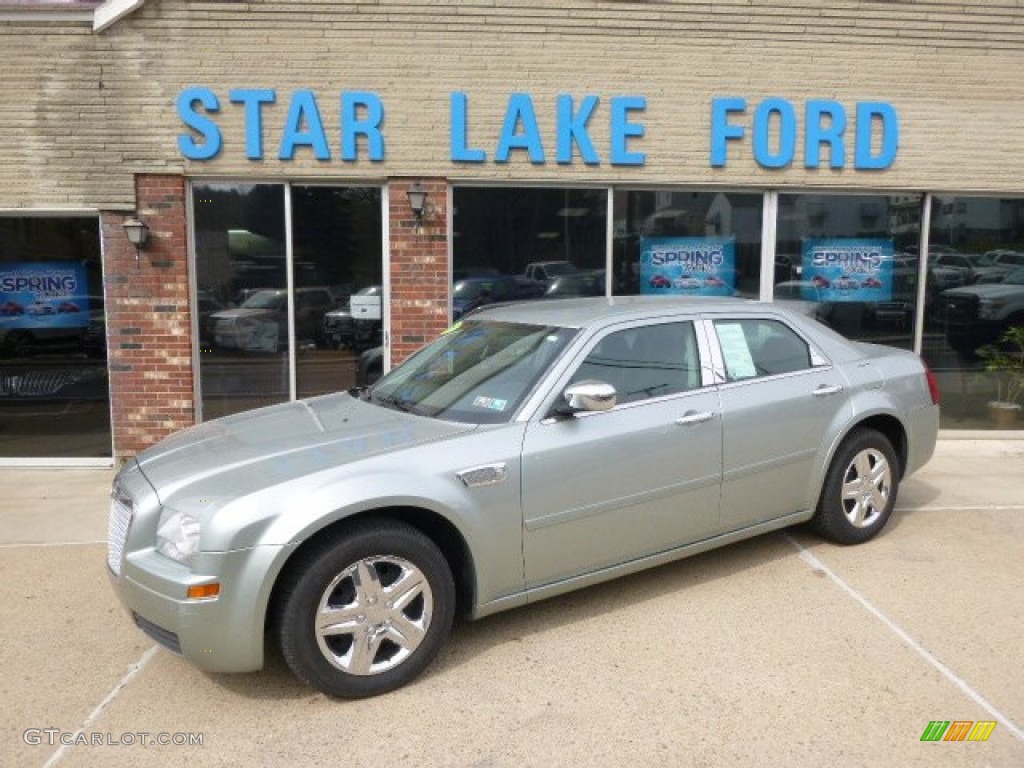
279;90;330;160
450;92;486;163
556;94;600;165
341;92;385;162
177;87;222;161
710;97;746;167
496;94;545;164
610;96;646;166
753;97;796;169
805;100;846;169
228;88;276;160
855;102;899;169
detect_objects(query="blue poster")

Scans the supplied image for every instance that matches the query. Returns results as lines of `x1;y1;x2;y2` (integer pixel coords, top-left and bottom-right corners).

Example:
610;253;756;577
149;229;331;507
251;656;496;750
801;239;894;302
640;237;736;296
0;262;90;329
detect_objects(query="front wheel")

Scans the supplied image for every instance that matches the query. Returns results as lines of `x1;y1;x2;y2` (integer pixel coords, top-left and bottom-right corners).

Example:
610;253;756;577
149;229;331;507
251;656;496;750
812;429;899;545
275;520;455;698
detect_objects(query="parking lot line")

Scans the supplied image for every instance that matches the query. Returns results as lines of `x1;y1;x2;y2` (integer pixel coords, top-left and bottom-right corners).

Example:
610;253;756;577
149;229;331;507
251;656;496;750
783;533;1023;742
894;505;1024;512
42;646;160;768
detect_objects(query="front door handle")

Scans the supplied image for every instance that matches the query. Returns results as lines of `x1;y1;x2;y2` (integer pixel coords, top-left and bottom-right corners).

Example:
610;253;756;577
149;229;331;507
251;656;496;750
675;411;716;426
813;384;844;397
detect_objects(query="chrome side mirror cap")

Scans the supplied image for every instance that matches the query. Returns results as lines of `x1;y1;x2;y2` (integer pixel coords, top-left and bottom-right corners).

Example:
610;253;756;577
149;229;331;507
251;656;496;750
562;380;617;413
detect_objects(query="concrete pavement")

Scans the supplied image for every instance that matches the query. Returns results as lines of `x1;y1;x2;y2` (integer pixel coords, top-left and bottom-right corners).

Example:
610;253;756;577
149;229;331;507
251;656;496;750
1;440;1022;767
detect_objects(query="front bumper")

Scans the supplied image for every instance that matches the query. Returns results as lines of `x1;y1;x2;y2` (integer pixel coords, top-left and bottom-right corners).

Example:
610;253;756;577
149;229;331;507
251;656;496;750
109;542;294;673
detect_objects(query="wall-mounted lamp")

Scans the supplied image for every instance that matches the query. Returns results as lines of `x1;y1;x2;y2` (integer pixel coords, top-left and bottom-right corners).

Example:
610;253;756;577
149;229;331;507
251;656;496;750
123;217;150;265
407;181;428;228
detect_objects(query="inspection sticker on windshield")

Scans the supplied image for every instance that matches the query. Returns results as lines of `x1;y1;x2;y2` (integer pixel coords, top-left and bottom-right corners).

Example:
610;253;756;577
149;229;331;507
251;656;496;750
473;396;508;411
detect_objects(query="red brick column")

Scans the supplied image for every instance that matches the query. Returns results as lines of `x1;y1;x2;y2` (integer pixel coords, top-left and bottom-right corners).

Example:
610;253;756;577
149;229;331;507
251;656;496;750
103;174;194;459
388;178;450;366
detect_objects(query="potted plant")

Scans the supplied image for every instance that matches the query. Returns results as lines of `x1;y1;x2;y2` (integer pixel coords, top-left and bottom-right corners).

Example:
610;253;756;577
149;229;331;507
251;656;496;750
977;325;1024;427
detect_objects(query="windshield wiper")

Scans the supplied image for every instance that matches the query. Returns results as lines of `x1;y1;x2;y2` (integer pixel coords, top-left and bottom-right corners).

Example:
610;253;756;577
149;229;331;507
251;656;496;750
370;391;418;413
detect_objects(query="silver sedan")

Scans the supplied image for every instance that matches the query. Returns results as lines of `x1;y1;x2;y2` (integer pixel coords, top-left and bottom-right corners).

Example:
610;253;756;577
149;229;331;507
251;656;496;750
108;297;940;698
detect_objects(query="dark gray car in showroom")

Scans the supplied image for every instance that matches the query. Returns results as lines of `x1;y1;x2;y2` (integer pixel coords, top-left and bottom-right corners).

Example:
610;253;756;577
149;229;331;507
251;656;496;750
108;297;940;698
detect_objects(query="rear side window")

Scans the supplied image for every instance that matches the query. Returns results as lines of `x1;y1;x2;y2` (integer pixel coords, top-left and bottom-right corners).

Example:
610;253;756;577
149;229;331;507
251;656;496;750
714;319;813;381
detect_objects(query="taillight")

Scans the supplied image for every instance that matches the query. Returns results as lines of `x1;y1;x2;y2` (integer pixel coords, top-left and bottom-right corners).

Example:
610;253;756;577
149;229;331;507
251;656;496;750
923;361;941;405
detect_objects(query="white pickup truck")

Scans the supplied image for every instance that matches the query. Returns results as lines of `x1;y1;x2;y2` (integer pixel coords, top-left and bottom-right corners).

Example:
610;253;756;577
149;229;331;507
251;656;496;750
933;266;1024;354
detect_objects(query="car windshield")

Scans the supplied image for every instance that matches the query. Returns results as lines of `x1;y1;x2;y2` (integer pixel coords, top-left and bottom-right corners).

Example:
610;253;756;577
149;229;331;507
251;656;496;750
544;262;578;277
1002;267;1024;285
241;291;285;309
368;320;578;424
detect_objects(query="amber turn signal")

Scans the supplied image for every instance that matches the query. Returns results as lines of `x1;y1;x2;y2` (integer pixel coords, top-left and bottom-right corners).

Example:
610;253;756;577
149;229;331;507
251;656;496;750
186;583;221;600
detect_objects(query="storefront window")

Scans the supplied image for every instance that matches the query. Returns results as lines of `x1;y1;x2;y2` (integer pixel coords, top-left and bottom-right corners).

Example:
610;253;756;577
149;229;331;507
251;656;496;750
452;187;606;311
194;183;288;420
194;183;383;421
774;193;923;350
615;190;762;298
926;195;1024;429
0;216;109;460
292;185;382;399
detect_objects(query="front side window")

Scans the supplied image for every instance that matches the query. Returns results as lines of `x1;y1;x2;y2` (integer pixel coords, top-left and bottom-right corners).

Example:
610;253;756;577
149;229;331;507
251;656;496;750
570;322;701;404
714;319;813;381
369;320;578;424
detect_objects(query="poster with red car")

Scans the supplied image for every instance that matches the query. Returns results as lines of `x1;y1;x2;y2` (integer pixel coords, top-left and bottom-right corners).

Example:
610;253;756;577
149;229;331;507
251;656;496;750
0;262;90;328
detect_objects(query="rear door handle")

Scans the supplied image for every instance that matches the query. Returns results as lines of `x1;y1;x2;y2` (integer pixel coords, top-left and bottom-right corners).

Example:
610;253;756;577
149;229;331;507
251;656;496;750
813;384;844;397
675;411;716;426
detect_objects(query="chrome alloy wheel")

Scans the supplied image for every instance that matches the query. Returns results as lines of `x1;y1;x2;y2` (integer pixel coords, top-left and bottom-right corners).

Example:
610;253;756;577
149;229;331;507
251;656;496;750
314;555;434;676
840;447;892;528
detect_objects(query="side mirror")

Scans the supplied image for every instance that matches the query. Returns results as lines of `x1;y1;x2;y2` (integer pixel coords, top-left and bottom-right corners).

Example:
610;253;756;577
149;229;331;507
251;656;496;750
559;380;617;415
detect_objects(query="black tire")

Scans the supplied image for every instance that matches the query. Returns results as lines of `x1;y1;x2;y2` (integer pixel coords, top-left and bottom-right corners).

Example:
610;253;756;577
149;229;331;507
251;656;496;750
812;429;900;545
275;520;455;698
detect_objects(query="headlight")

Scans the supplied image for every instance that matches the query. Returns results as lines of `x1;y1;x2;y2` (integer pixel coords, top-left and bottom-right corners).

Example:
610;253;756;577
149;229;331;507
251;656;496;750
156;508;201;565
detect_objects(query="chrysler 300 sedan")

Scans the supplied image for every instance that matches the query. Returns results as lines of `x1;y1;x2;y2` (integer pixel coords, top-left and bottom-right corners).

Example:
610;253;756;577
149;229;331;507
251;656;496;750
108;297;940;698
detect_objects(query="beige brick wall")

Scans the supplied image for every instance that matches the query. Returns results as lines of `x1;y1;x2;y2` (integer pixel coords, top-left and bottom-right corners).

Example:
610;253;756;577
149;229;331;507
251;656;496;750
1;1;1023;210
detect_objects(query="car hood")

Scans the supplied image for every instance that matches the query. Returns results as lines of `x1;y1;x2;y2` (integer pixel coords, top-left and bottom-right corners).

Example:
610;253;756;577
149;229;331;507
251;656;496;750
944;283;1024;300
134;393;477;504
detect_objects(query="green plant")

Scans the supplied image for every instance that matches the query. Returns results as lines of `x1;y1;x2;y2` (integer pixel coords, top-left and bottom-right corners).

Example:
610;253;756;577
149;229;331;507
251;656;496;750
977;325;1024;405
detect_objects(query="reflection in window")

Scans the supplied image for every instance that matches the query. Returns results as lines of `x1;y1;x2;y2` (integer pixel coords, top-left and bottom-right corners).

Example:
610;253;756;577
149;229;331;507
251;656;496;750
194;183;288;420
195;184;383;420
774;193;923;351
615;190;762;299
292;186;382;400
452;187;606;303
0;216;109;459
571;322;701;404
925;195;1024;430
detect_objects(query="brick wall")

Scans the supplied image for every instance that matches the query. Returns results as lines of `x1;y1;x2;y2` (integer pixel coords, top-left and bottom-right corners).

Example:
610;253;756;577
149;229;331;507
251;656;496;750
388;179;449;366
104;175;194;458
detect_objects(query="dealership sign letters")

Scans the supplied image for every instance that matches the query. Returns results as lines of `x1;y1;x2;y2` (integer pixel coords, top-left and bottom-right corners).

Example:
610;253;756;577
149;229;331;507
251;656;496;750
177;89;899;171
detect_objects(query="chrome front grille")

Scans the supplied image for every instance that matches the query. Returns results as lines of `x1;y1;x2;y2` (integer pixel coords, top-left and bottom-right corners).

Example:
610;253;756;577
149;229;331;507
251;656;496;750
107;489;133;576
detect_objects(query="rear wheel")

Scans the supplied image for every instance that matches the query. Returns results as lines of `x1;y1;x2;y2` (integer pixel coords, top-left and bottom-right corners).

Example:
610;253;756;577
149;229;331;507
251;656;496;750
812;429;899;545
276;520;455;698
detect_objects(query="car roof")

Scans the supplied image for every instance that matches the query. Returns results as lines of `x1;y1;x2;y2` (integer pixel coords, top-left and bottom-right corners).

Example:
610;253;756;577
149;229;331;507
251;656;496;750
466;295;770;329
